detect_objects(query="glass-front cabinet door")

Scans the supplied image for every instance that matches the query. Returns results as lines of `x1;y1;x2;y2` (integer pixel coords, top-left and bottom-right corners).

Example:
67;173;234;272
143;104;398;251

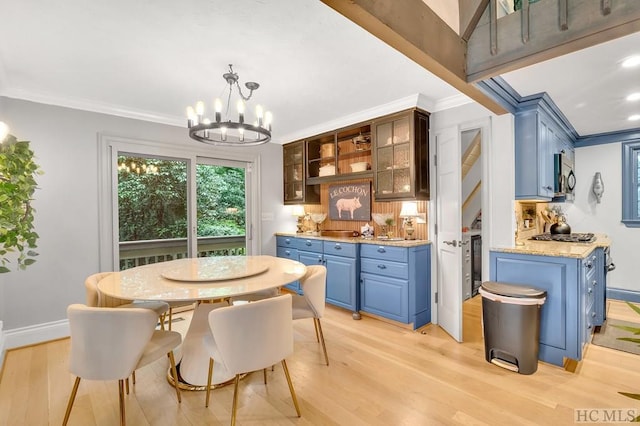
283;140;320;205
283;141;304;204
374;113;412;200
373;109;430;201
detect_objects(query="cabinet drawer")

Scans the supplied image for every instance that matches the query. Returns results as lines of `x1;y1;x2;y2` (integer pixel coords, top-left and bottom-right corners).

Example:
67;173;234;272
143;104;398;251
323;241;357;258
360;244;408;262
276;236;297;248
360;257;408;280
294;238;323;252
276;246;298;260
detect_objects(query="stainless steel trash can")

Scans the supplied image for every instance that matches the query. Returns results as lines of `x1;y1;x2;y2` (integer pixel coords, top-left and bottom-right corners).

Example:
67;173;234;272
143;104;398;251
479;281;546;375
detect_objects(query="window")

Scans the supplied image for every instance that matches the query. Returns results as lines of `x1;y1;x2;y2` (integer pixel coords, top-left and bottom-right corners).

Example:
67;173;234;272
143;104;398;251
622;139;640;227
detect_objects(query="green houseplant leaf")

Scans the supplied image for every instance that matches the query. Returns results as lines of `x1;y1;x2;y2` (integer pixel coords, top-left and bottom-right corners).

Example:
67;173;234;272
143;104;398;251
0;133;43;272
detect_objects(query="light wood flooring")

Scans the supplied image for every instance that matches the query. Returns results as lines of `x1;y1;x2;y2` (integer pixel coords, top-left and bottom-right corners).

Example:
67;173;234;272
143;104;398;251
1;298;640;425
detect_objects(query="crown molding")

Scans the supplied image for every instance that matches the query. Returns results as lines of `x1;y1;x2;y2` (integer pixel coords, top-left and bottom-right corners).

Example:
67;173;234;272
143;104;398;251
0;86;185;128
275;94;422;144
431;93;473;112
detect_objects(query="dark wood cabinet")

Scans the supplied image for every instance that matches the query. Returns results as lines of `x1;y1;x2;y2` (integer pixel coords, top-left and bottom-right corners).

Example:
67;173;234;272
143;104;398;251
282;108;429;202
283;141;319;205
372;109;430;201
305;122;373;184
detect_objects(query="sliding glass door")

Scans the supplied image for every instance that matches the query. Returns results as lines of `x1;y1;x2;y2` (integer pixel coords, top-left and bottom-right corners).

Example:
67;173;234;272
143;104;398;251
115;153;250;270
195;158;248;258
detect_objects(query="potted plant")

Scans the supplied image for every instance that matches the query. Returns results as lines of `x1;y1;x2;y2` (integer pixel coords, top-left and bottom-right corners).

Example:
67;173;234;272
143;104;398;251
0;126;43;272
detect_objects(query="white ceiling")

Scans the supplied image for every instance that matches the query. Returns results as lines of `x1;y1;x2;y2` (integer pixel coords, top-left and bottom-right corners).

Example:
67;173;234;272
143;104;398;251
0;0;638;143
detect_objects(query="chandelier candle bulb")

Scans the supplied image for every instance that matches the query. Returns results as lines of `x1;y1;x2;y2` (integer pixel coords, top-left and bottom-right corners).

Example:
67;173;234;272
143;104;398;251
186;106;196;127
196;101;204;119
265;111;273;130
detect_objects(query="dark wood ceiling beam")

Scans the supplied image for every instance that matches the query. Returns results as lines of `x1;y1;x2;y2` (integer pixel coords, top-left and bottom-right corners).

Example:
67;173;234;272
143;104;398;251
467;0;640;82
320;0;507;114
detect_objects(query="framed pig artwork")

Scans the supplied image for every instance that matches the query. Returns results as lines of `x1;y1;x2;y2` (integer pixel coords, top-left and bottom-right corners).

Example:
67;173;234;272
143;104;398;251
328;183;371;221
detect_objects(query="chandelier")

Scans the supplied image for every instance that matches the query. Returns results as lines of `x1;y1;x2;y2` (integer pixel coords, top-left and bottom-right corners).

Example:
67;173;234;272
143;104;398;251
187;64;272;146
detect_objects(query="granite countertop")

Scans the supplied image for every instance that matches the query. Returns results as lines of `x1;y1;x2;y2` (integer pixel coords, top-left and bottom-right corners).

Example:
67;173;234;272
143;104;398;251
492;233;611;259
275;232;431;247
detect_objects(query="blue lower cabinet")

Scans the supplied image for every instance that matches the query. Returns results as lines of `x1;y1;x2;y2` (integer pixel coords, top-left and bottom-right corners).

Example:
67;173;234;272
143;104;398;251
276;236;431;327
276;236;359;312
360;244;430;329
490;249;605;367
324;253;358;311
360;273;408;322
276;245;301;293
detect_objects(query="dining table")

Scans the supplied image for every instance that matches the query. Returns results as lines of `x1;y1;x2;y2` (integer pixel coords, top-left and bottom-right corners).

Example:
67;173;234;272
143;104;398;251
97;255;307;390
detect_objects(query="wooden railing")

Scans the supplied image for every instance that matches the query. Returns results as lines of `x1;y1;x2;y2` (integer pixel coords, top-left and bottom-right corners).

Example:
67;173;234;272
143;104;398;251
119;236;246;270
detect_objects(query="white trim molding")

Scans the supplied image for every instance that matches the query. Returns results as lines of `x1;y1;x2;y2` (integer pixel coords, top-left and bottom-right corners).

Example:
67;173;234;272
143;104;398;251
0;319;70;368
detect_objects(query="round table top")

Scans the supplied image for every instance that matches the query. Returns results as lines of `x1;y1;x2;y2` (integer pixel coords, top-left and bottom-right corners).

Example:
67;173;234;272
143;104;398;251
97;255;306;302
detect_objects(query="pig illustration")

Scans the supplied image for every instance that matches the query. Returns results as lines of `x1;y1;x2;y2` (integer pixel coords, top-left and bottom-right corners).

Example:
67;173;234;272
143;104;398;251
336;197;362;219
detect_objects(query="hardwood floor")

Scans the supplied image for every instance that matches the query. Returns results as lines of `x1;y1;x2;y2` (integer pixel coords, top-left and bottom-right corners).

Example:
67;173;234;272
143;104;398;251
2;298;640;425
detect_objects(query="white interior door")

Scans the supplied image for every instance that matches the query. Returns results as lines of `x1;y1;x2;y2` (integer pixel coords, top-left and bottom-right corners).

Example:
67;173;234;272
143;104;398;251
435;126;463;342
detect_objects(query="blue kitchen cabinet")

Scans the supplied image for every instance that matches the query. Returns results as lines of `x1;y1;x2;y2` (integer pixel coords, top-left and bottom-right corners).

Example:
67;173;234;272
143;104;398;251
323;241;359;313
276;236;359;313
490;248;605;367
515;95;573;201
360;244;430;329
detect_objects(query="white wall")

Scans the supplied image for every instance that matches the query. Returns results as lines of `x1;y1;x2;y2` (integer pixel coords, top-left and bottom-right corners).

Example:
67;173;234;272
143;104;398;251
0;97;284;334
563;142;639;291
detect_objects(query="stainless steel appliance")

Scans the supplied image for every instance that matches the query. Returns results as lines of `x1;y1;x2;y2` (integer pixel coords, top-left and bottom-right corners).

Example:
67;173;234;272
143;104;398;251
530;232;595;243
554;151;575;200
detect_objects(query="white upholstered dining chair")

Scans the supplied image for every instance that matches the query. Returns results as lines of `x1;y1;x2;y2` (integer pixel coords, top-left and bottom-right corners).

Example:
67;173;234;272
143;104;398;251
291;264;329;365
63;304;182;426
204;294;301;425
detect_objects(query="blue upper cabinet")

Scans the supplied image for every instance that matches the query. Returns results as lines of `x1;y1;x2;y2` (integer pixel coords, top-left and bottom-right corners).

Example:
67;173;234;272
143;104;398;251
515;107;554;200
515;94;575;201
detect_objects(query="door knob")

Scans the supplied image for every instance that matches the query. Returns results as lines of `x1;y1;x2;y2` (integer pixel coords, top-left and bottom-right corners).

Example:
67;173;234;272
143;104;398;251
443;240;458;247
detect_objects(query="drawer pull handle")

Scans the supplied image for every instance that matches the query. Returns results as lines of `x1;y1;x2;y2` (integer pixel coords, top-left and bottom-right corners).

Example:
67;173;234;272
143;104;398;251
305;241;312;246
377;264;387;270
585;262;593;269
334;244;342;250
285;239;291;244
377;247;386;253
591;312;596;318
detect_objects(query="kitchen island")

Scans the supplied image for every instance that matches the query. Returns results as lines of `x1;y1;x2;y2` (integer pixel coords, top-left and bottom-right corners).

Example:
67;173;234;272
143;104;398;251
276;232;431;329
490;234;611;369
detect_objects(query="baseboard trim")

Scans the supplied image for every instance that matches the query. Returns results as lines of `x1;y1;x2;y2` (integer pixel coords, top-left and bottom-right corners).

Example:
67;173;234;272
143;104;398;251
607;288;640;303
0;319;70;368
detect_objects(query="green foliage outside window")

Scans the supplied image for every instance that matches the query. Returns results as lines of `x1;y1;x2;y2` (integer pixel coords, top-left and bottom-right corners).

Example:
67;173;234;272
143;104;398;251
117;156;245;242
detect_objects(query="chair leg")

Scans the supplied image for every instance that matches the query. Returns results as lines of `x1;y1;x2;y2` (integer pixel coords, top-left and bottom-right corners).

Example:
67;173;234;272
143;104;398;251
168;351;181;403
159;313;166;330
62;377;81;426
231;374;241;426
118;379;126;426
125;377;130;395
168;307;174;331
281;360;301;417
132;370;136;385
316;318;329;366
205;358;214;408
263;368;267;384
313;317;320;342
